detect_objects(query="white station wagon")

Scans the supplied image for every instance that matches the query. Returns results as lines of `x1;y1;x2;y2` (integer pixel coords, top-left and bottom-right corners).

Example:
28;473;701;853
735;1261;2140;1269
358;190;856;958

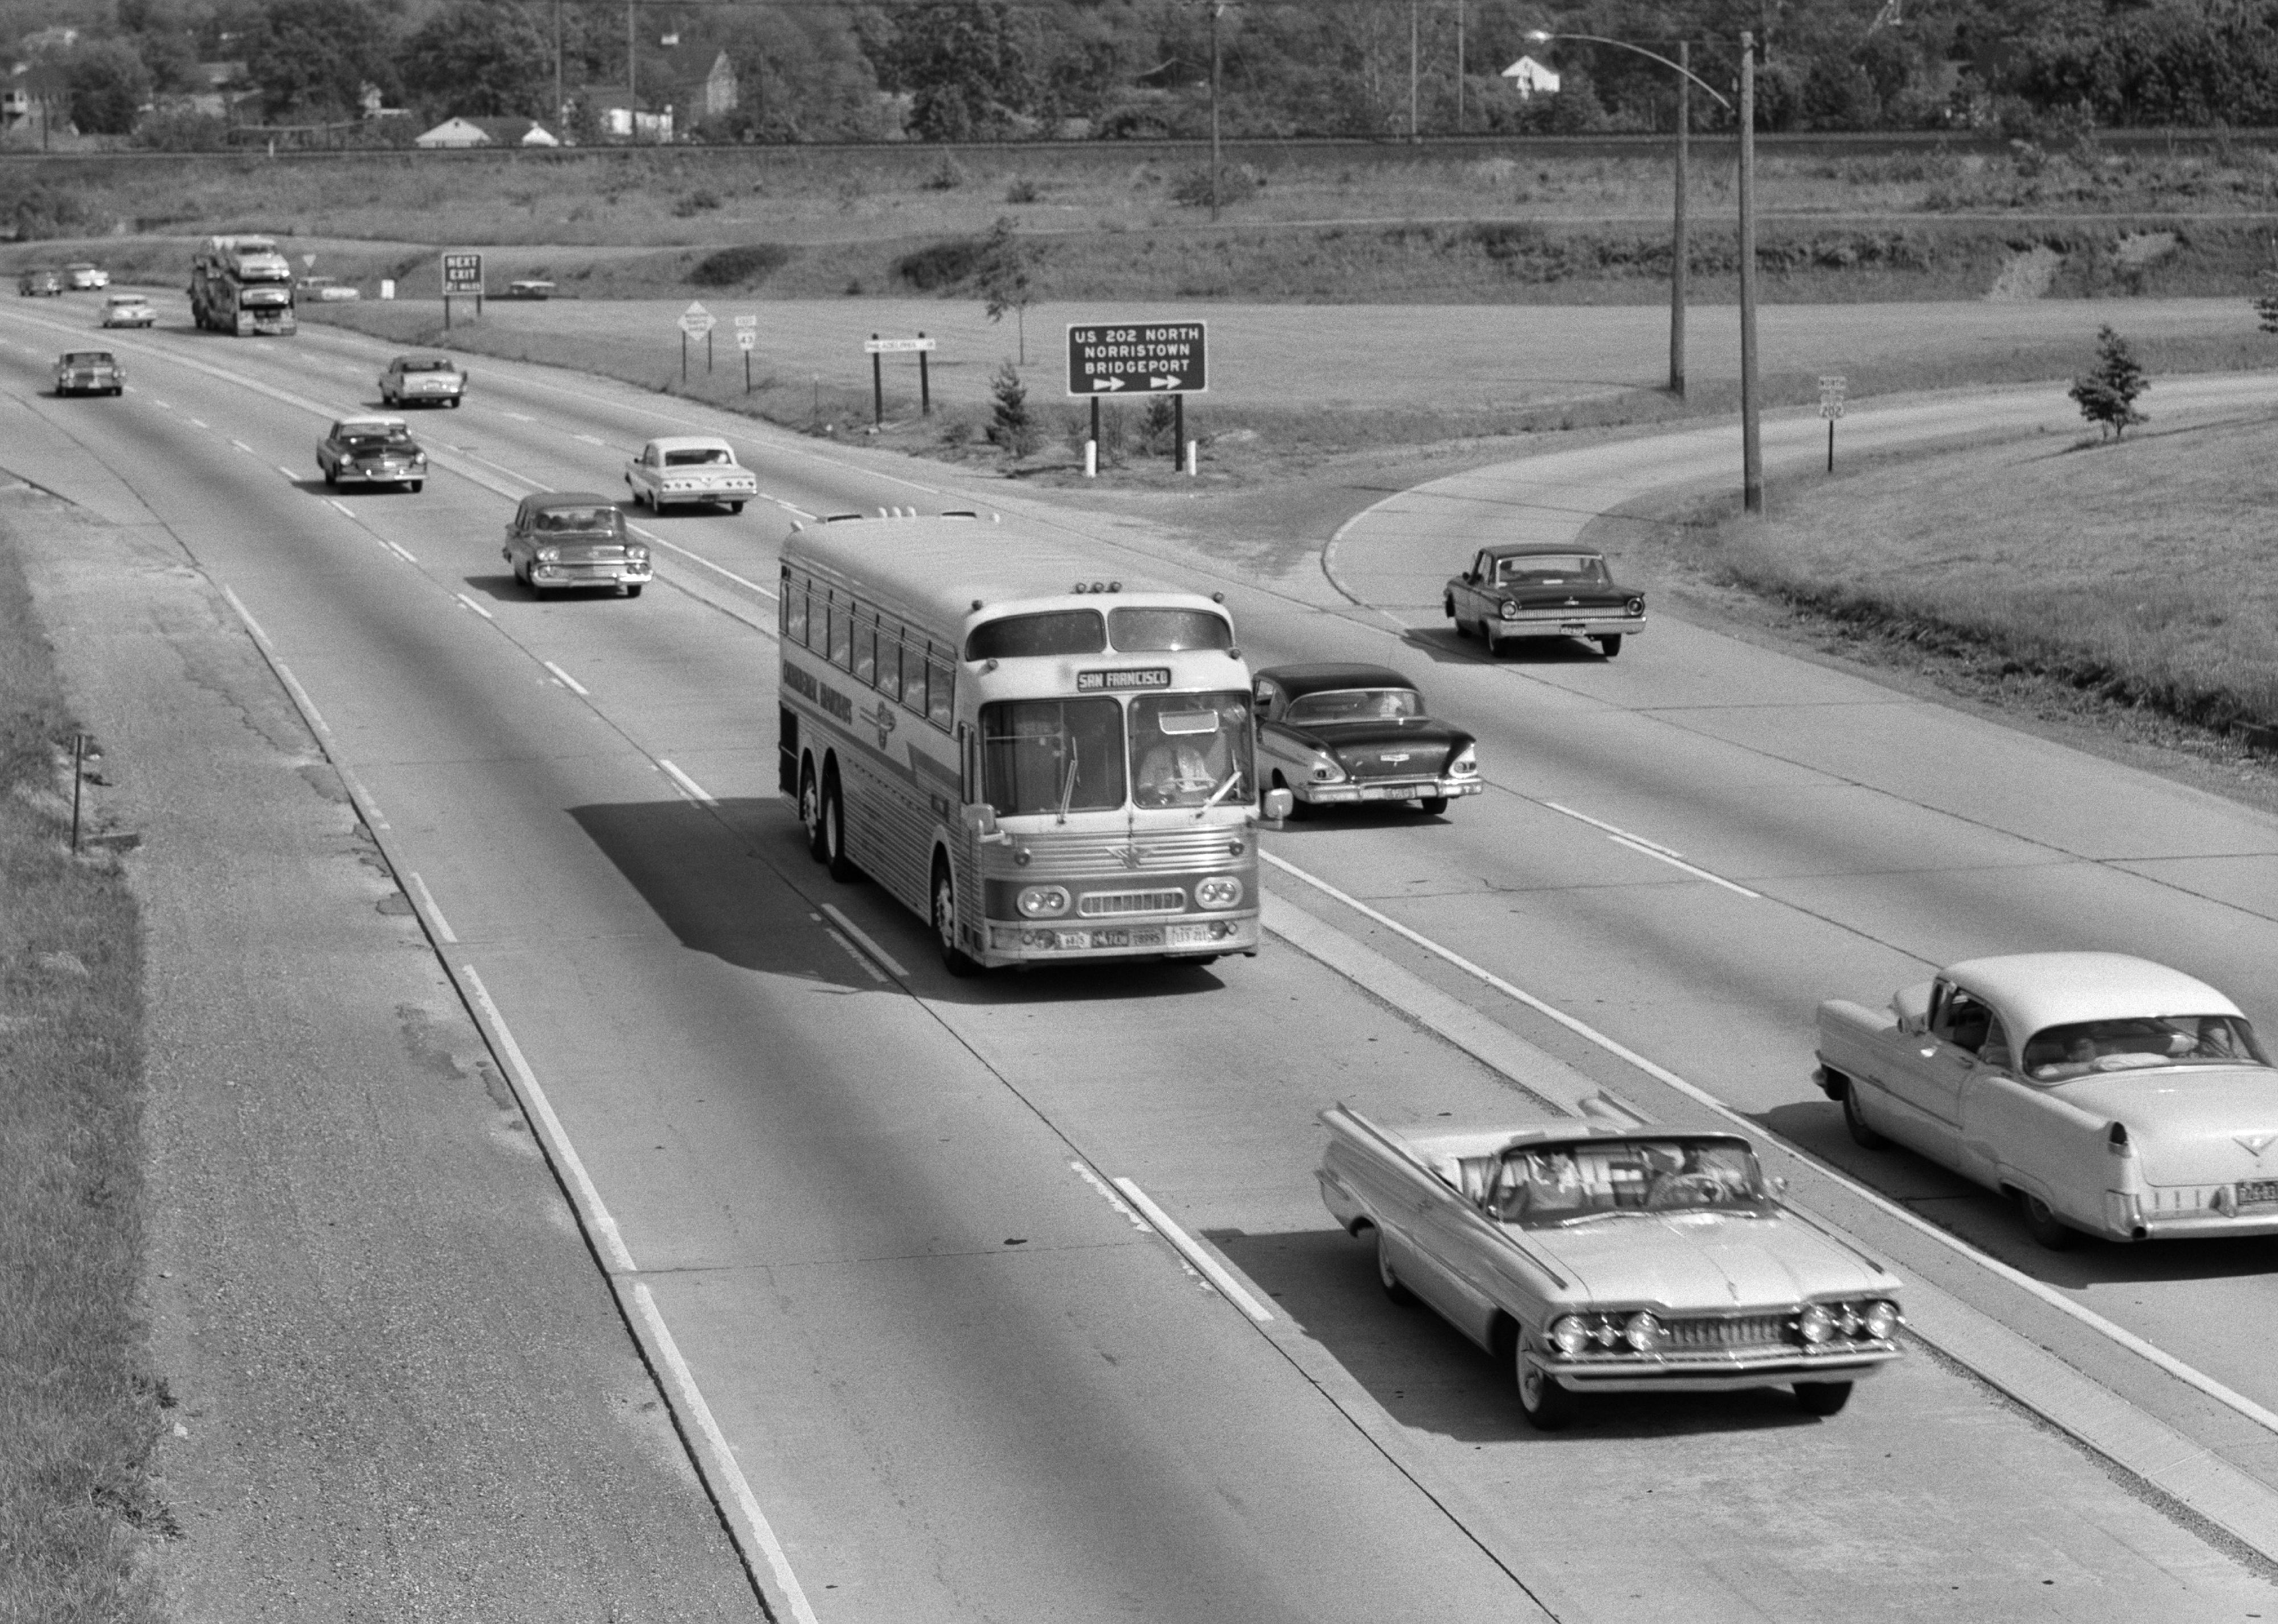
1817;952;2278;1247
624;435;757;513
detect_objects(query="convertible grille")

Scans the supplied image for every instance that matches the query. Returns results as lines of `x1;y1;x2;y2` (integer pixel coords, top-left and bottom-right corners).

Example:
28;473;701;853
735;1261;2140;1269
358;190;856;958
1077;888;1187;917
1661;1315;1791;1350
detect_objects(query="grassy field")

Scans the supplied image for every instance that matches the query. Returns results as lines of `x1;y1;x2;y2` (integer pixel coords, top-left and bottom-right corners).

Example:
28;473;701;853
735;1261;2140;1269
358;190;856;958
1614;407;2278;737
0;504;163;1624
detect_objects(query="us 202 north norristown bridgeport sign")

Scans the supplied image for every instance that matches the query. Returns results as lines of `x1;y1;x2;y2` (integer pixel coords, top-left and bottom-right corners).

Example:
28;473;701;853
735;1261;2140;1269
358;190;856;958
1065;323;1209;395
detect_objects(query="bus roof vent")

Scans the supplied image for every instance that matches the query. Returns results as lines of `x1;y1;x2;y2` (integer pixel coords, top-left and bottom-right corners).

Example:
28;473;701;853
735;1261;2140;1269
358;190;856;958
941;510;977;519
823;512;864;523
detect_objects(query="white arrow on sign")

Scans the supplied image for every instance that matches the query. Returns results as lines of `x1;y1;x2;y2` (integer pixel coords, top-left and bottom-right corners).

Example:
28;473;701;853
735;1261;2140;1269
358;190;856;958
1149;376;1179;389
1091;378;1126;391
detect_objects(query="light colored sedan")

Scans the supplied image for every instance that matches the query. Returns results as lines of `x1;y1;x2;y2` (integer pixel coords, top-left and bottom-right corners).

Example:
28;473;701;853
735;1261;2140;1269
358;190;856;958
99;292;156;328
503;492;651;597
64;261;109;289
378;353;466;408
1318;1105;1903;1429
54;350;125;396
1817;952;2278;1247
624;435;757;513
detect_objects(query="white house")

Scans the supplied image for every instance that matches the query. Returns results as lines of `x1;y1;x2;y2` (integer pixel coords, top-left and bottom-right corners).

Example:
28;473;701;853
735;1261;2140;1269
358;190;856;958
414;116;488;148
1501;55;1561;100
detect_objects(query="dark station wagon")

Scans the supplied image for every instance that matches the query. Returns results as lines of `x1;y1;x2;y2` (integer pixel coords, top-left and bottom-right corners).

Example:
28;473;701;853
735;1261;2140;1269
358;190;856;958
1252;662;1481;817
503;492;651;597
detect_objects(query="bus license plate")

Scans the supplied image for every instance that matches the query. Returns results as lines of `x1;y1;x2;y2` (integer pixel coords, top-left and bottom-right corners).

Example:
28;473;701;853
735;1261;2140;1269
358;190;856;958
1056;928;1130;950
2237;1180;2278;1208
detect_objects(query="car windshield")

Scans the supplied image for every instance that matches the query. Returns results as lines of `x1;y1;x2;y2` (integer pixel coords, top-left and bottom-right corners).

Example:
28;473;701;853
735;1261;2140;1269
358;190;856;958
63;353;113;365
401;358;455;373
1497;554;1607;584
1488;1139;1772;1226
342;432;411;450
664;448;732;466
107;296;142;305
1284;687;1423;724
2021;1015;2268;1080
981;698;1126;817
534;507;619;534
1130;691;1252;809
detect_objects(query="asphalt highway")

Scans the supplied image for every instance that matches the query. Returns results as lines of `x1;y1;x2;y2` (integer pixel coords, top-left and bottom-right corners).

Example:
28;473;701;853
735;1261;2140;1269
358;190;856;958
7;292;2278;1621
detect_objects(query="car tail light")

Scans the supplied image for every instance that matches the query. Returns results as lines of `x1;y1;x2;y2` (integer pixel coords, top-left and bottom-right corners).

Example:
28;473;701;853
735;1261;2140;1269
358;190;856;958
1448;745;1478;776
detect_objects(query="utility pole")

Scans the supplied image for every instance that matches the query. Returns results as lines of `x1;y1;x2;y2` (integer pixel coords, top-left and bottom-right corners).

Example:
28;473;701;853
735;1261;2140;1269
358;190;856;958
554;0;564;134
1671;40;1688;398
1209;3;1222;221
1409;0;1419;141
627;1;637;127
1455;0;1465;134
1739;31;1762;513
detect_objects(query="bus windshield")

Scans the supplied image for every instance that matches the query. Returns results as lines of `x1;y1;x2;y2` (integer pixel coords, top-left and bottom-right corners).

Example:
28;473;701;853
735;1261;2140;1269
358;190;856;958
982;699;1126;816
967;611;1106;660
1109;607;1232;652
1131;691;1252;808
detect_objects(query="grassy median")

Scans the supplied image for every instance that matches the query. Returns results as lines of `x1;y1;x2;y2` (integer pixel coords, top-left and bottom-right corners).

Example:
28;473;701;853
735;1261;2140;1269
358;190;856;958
0;513;164;1623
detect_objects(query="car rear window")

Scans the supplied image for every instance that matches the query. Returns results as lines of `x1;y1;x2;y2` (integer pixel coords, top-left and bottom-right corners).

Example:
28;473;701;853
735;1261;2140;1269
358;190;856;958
402;358;455;373
664;448;732;466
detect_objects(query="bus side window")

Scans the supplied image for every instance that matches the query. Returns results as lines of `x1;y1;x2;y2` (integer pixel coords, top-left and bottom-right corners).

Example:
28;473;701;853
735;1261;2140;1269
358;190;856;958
828;597;852;669
901;651;928;719
853;615;877;685
783;580;808;644
926;654;954;730
878;636;903;703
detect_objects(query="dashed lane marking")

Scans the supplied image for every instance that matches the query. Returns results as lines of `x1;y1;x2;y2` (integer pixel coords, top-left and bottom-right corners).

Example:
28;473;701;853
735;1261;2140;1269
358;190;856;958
542;660;589;696
1112;1178;1274;1323
454;591;495;621
405;872;457;943
658;760;715;805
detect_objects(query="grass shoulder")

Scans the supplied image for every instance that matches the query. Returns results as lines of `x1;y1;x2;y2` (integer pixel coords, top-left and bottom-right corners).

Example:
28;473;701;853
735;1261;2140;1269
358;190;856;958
0;501;166;1623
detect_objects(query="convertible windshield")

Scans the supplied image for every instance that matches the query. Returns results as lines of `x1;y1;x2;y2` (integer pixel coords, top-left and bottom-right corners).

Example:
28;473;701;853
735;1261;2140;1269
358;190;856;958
1487;1139;1771;1226
1130;691;1252;809
1496;554;1607;584
1285;687;1423;724
2022;1015;2268;1080
981;698;1126;817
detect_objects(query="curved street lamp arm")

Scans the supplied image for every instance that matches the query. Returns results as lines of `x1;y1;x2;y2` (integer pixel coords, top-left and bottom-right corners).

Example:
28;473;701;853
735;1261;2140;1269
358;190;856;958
1523;31;1735;111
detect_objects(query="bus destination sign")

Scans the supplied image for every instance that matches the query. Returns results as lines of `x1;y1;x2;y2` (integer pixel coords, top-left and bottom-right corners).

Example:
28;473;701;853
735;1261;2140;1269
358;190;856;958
1065;323;1207;396
1077;667;1173;692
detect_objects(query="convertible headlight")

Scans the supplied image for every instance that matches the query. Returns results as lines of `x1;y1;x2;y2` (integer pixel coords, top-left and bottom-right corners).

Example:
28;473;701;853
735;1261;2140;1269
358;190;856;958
412;453;427;466
1622;1311;1664;1353
1862;1300;1899;1340
1797;1304;1834;1345
536;546;561;563
1499;599;1520;620
1549;1316;1591;1357
1194;876;1242;910
1016;884;1069;918
1447;745;1478;776
1626;596;1646;617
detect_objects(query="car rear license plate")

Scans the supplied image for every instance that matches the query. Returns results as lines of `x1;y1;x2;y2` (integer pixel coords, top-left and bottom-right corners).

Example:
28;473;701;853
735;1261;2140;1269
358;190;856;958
2236;1179;2278;1207
1361;784;1412;800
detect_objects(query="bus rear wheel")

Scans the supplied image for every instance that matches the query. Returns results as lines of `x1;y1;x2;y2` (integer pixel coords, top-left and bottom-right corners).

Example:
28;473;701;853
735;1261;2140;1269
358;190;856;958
821;770;858;882
932;856;982;977
800;763;827;863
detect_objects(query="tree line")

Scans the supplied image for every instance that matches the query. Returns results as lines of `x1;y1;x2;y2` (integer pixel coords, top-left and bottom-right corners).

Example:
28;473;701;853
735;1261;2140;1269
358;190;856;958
10;0;2278;144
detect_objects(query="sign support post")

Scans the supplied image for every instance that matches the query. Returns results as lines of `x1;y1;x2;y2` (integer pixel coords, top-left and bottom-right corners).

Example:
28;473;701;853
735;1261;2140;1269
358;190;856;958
918;333;930;416
1089;397;1101;476
735;315;758;394
1818;374;1846;472
1172;394;1183;468
871;334;883;426
862;334;938;428
677;302;716;387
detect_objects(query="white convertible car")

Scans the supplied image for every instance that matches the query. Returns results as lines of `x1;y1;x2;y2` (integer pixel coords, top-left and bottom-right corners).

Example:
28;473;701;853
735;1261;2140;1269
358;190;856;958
1816;952;2278;1247
624;435;757;513
1318;1105;1904;1429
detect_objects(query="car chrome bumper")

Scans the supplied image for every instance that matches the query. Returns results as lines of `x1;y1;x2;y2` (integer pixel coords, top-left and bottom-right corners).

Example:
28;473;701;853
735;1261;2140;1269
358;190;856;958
1493;616;1646;638
1546;1343;1901;1393
982;913;1258;965
529;564;653;589
1303;777;1483;804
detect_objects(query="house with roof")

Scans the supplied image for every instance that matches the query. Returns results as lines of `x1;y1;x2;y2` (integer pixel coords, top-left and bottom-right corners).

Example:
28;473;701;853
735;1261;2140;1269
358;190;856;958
698;51;737;119
414;116;561;149
1501;55;1561;100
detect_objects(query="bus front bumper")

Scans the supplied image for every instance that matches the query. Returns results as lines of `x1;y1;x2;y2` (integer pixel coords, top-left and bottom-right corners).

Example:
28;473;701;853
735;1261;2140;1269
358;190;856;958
985;915;1257;962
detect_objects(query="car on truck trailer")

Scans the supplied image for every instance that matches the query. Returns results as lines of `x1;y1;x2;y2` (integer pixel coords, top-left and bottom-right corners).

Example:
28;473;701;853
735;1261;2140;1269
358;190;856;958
189;235;297;336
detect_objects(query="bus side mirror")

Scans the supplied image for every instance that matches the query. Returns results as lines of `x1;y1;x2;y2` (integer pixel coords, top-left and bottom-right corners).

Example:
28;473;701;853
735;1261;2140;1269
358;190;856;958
963;803;1007;844
1262;788;1295;822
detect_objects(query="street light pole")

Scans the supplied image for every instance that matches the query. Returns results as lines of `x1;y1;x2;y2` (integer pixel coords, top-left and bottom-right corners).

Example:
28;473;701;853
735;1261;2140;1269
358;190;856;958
1739;31;1762;513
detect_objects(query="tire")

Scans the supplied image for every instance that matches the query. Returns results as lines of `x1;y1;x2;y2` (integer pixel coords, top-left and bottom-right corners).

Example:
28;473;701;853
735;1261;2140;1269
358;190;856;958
799;764;827;862
2019;1192;2078;1250
1416;795;1449;816
448;397;461;408
1483;627;1502;658
932;855;982;977
1794;1381;1854;1417
623;584;643;598
1374;1229;1415;1306
1838;1075;1887;1149
1516;1347;1578;1431
409;480;423;493
728;501;745;514
1443;593;1457;621
820;771;858;882
321;465;336;487
1597;634;1624;658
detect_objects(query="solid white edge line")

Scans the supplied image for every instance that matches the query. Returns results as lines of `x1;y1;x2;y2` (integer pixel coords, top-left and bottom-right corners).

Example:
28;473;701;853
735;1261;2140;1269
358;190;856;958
327;497;353;516
1606;835;1763;899
628;525;778;599
1071;1161;1155;1233
1111;1178;1274;1323
218;585;270;648
659;759;716;805
543;659;590;696
823;927;888;982
270;658;332;737
405;872;457;944
460;966;636;1274
820;904;909;980
336;765;386;829
454;591;495;621
1541;799;1684;857
630;1283;823;1624
1262;848;2278;1440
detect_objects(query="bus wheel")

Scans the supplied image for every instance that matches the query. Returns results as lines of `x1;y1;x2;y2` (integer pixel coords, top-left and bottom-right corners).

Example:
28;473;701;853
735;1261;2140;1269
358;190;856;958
821;772;859;883
932;855;981;977
800;764;827;863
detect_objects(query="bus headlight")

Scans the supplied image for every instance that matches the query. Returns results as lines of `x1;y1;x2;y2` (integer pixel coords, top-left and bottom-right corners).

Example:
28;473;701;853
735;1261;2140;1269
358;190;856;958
1016;885;1070;918
1194;876;1243;910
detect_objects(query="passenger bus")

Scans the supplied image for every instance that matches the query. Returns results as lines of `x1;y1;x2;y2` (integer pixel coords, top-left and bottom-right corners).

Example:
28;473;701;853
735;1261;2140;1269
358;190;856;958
777;512;1290;973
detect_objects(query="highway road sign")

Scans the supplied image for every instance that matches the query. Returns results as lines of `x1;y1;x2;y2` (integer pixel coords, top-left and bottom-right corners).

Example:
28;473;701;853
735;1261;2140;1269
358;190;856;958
1066;321;1207;395
680;301;717;338
1818;374;1847;419
864;336;937;353
441;252;483;293
736;329;757;352
734;315;759;330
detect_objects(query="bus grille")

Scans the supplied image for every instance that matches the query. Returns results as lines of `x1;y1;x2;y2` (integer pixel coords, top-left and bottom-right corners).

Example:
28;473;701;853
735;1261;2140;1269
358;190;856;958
1078;889;1187;917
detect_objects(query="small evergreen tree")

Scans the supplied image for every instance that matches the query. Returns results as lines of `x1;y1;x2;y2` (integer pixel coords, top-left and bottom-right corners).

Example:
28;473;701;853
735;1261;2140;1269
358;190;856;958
986;361;1039;458
2255;269;2278;335
976;215;1036;364
2068;324;2148;439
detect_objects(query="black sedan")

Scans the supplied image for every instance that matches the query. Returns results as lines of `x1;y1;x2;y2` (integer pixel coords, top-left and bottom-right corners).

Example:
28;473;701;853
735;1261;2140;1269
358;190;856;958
316;416;428;492
1252;663;1481;817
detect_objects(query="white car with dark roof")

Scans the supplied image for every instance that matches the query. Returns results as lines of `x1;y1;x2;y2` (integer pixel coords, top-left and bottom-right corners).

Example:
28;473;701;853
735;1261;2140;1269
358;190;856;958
624;435;757;513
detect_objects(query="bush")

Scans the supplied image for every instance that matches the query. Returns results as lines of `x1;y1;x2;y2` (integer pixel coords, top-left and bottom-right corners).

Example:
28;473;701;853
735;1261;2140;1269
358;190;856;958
895;236;989;290
672;189;722;217
1005;176;1041;203
922;154;968;191
0;179;89;241
687;244;793;287
1170;164;1262;207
